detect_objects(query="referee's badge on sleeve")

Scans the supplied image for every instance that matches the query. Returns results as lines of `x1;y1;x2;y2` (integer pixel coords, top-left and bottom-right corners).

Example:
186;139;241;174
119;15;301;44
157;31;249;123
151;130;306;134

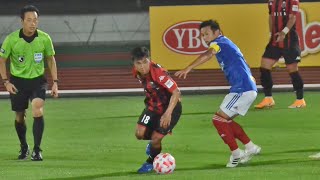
0;48;5;54
34;53;43;63
18;56;25;62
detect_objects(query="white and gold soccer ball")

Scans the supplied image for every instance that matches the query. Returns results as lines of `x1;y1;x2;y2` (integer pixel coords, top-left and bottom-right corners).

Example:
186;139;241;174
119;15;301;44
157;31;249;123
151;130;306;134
153;153;176;174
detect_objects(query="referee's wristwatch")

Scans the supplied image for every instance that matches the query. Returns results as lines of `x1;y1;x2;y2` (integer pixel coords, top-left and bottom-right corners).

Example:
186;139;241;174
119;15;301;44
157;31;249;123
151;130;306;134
53;79;59;84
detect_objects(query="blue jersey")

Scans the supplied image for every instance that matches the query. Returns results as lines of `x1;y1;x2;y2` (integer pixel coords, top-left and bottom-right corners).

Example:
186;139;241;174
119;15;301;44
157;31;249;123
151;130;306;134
209;35;257;93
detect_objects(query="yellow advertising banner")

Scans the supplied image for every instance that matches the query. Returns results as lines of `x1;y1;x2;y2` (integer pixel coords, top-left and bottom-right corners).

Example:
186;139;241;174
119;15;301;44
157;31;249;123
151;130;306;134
150;3;320;70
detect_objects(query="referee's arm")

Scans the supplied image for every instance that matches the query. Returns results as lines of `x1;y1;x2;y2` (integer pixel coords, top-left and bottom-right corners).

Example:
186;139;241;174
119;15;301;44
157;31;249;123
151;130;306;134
0;57;8;80
0;57;17;94
46;56;58;82
46;56;59;98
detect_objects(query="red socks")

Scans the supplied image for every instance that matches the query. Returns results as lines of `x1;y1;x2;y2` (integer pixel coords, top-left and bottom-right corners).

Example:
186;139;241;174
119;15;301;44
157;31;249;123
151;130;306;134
212;114;238;151
229;121;251;145
212;114;251;151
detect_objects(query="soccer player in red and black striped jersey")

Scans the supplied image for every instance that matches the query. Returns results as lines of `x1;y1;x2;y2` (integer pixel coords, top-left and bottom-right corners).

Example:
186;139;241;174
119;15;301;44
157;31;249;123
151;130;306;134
255;0;306;109
131;47;182;173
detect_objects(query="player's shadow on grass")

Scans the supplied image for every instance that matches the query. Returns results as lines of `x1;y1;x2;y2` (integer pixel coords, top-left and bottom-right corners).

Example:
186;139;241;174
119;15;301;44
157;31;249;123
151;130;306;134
43;171;138;180
241;158;317;168
264;148;320;155
43;164;225;180
44;158;317;180
97;111;213;120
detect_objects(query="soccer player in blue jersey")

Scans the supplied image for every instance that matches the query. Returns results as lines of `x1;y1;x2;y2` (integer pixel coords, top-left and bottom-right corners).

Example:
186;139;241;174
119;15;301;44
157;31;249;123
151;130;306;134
175;20;261;168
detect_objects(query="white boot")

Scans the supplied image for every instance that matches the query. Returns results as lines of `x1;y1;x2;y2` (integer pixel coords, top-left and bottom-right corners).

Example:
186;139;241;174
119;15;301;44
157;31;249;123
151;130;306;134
226;149;245;168
309;152;320;159
241;144;261;164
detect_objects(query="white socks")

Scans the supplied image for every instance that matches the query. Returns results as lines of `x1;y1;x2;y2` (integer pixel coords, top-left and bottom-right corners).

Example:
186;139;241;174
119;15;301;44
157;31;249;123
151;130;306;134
245;141;255;150
232;148;242;157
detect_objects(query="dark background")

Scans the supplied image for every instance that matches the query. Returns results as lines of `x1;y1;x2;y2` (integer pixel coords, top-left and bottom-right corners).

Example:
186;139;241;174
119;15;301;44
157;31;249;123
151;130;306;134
0;0;319;15
0;0;319;92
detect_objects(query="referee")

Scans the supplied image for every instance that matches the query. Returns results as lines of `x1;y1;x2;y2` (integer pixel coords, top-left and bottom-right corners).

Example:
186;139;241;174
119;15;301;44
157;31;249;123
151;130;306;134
0;5;58;161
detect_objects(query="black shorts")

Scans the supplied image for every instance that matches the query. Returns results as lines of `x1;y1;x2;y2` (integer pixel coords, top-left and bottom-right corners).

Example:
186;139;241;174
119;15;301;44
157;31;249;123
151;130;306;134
9;75;48;112
262;43;301;64
137;102;182;135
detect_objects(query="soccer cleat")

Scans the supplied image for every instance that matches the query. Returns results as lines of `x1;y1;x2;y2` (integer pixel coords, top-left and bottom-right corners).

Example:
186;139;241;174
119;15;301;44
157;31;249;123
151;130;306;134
18;144;29;160
288;99;306;108
254;97;275;109
31;148;43;161
240;145;261;164
137;162;153;173
146;142;151;156
309;152;320;159
226;150;245;168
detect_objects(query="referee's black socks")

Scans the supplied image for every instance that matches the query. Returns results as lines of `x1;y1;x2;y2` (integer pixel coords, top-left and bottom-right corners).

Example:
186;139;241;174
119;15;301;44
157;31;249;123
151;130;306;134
15;120;27;146
33;116;44;150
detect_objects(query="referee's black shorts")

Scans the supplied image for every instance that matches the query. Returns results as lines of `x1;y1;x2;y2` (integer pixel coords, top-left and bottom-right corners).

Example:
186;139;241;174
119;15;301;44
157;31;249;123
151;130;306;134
9;75;47;112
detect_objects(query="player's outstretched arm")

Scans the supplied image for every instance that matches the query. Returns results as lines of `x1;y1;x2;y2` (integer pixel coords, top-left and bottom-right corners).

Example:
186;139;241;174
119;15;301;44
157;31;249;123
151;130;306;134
47;56;59;98
160;88;181;129
174;49;214;79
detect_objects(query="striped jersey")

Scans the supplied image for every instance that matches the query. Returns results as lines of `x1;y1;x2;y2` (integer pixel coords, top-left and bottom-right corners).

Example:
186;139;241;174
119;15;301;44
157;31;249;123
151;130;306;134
268;0;300;48
133;61;178;114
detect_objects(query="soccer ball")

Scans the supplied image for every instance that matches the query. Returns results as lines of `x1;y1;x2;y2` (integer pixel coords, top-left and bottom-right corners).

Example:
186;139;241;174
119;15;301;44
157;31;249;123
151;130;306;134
153;153;176;174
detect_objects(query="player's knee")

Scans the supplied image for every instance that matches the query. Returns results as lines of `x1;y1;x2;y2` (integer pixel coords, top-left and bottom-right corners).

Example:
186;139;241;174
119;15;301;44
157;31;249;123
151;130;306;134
151;134;163;147
261;58;276;69
135;125;147;140
151;139;161;148
260;67;273;89
152;137;162;143
286;63;299;72
290;71;304;90
215;111;230;120
135;135;144;140
31;98;44;108
15;111;26;123
135;131;145;140
31;99;44;117
32;108;43;117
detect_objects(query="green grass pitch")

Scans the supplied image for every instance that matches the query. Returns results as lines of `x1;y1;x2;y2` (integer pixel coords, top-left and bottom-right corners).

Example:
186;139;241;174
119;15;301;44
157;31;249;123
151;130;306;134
0;92;319;179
